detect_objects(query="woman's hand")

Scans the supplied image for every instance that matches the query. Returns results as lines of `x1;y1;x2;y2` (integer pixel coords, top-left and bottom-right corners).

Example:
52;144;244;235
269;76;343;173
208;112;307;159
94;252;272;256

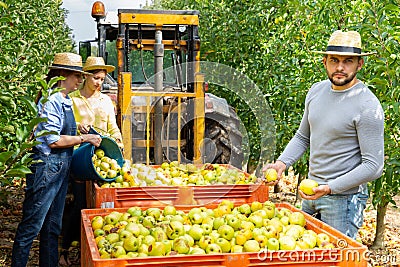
82;134;102;147
78;123;91;134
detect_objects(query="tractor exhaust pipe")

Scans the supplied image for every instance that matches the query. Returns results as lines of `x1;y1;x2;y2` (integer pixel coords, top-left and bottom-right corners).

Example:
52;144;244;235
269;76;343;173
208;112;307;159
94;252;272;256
154;30;164;164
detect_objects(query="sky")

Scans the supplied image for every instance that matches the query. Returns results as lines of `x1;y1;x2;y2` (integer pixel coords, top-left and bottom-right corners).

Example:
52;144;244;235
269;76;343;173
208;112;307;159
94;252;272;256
61;0;149;43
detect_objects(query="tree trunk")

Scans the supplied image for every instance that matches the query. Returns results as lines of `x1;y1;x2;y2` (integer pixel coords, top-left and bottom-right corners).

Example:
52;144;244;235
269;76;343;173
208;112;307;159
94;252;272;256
371;201;387;249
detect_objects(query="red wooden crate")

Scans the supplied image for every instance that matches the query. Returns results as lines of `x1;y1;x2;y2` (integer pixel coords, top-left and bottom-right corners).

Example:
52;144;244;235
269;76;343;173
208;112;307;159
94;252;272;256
81;203;368;267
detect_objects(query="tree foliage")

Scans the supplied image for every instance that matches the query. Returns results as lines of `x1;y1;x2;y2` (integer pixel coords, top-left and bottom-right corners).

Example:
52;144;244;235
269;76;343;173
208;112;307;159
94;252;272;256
161;0;400;224
0;0;74;184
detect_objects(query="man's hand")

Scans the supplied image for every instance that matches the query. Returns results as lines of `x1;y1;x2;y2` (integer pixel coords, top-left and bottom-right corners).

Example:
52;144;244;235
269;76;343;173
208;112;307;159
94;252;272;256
261;160;286;186
299;184;331;200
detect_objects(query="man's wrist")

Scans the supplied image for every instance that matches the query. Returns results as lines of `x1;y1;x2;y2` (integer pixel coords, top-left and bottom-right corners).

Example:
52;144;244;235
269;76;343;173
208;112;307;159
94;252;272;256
80;135;84;144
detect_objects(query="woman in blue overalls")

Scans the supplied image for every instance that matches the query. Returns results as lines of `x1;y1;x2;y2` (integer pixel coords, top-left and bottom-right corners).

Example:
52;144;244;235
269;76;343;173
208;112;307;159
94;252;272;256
11;53;102;267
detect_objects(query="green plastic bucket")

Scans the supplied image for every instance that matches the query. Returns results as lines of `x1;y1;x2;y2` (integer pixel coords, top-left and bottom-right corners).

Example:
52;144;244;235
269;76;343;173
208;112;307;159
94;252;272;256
70;136;124;182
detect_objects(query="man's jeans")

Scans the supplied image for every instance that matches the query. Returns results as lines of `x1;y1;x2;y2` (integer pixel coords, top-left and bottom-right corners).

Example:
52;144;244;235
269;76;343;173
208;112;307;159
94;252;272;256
12;152;71;267
302;192;368;239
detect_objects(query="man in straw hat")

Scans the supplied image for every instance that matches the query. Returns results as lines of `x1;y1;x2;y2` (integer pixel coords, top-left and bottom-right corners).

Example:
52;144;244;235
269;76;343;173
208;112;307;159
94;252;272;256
59;56;123;265
12;53;102;267
263;30;384;239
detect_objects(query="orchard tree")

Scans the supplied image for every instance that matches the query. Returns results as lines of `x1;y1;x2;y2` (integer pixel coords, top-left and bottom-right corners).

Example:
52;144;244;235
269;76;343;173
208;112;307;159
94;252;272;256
0;0;74;186
161;0;400;248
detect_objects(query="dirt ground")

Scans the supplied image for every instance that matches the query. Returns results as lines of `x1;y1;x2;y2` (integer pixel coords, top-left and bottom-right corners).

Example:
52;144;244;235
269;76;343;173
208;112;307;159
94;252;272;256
0;173;399;267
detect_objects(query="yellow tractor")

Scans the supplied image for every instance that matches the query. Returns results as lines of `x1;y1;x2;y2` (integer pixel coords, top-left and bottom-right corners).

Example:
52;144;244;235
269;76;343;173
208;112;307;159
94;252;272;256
80;1;244;168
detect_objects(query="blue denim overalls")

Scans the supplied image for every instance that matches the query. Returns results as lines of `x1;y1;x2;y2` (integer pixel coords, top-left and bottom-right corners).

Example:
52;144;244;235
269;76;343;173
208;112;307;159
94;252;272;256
12;101;76;267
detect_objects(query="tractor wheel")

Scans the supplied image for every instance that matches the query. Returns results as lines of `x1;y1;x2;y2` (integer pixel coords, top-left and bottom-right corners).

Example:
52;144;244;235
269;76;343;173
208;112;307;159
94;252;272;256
203;108;244;169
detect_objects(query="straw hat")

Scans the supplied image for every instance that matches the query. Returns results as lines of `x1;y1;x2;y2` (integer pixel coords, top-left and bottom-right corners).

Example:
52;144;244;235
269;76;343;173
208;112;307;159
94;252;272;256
314;30;376;56
83;56;115;73
49;52;87;73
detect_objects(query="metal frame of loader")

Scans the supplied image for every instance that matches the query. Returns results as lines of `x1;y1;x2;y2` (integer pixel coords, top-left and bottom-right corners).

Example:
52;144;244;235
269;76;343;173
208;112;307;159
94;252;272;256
103;9;205;165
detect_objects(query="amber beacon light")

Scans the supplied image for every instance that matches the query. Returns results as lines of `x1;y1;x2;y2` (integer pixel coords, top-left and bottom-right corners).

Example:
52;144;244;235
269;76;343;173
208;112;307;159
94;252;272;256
91;1;106;20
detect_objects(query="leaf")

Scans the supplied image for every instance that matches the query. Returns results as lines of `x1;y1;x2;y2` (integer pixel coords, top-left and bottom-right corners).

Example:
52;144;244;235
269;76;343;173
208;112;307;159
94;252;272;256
5;166;32;177
0;152;14;163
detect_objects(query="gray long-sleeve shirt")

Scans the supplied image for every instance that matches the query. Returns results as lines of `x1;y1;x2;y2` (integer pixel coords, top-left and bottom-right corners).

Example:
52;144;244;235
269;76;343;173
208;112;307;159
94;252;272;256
278;80;384;194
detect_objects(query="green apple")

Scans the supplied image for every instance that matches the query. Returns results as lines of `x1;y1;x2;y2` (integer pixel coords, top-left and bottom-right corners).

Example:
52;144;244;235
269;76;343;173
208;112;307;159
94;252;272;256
148;241;166;256
146;208;162;220
289;211;306;227
126;252;138;258
142;216;156;228
105;232;120;244
264;168;278;182
252;209;268;220
123;235;139;252
206;243;222;254
201;223;213;235
150;227;168;242
173;237;190;254
183;234;195;247
263;200;276;209
263;225;278;239
162;240;172;254
91;216;104;230
101;156;111;163
120;212;132;222
285;225;303;240
254;234;268;248
215;237;231;253
268;217;283;233
276;208;292;219
213;217;225;230
119;230;133;241
219;199;234;210
188;224;204;241
139;225;150;237
203;171;216;182
238;204;252;215
198;235;214;250
241;220;255;231
226;216;241;231
115;175;123;183
316;233;330;247
296;239;309;250
111;245;126;258
267;237;279;251
263;206;276;219
280;216;289;226
217;225;235;241
234;230;248;245
125;222;141;237
163;205;177;216
299;179;319;195
94;148;105;159
231;244;243;253
202;216;215;226
142;235;156;246
166;221;185;239
100;161;110;172
243;240;260;252
209;230;220;241
97;238;110;250
279;235;296;250
189;247;206;255
99;170;107;179
249;214;263;228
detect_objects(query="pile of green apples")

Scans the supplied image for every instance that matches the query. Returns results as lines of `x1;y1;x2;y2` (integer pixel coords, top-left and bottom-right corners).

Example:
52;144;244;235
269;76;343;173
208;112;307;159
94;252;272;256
90;200;336;259
92;148;133;183
98;161;258;188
